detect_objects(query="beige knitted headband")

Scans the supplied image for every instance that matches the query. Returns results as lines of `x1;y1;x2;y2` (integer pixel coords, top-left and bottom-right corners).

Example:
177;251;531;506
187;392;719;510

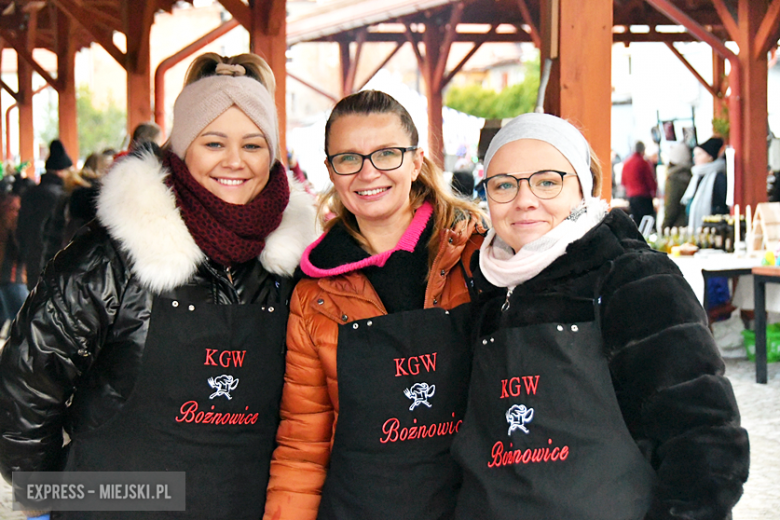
169;72;279;165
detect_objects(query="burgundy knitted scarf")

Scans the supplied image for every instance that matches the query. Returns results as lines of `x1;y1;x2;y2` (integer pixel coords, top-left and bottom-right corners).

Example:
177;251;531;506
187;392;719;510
164;151;289;267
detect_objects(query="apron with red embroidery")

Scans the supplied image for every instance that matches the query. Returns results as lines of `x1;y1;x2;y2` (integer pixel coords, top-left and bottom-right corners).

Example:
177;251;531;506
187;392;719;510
452;297;655;520
317;304;472;520
58;296;286;520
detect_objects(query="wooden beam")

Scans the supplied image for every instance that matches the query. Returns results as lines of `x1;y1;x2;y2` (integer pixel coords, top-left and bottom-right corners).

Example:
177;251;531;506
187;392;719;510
664;42;717;97
403;24;425;71
516;0;541;47
51;0;125;66
432;3;464;89
441;26;497;88
0;29;61;91
344;29;367;96
755;0;780;59
422;22;444;168
18;9;35;176
0;79;19;102
287;72;339;102
711;0;740;41
219;0;252;31
123;0;155;133
357;43;403;91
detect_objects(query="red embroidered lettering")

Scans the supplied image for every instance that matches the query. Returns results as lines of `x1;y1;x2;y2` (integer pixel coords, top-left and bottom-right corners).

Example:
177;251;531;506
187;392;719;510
204;349;218;366
195;411;205;423
408;356;420;375
175;401;198;422
522;375;540;395
488;441;504;468
486;440;570;468
509;377;522;397
219;351;232;367
394;358;409;377
231;351;246;367
500;379;509;399
381;418;399;443
560;446;569;460
419;353;437;372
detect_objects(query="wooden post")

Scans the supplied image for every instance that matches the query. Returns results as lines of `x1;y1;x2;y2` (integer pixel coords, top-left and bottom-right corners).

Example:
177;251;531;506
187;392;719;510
57;10;78;160
18;13;36;176
339;41;351;97
123;1;154;137
737;0;769;207
422;22;444;168
250;0;287;159
713;50;727;120
0;38;4;163
541;0;612;199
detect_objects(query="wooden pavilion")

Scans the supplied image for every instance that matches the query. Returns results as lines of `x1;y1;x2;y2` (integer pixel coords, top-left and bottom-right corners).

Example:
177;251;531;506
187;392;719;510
0;0;778;207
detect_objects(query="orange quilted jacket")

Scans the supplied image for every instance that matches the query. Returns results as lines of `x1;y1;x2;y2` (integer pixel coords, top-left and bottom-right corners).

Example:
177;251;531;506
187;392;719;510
263;214;484;520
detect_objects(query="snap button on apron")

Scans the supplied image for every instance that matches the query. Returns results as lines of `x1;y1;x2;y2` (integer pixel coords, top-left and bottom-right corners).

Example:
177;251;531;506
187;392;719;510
490;338;495;343
367;320;373;326
556;324;564;331
571;324;579;332
268;307;275;313
172;301;179;308
352;323;359;329
482;339;488;345
188;305;195;311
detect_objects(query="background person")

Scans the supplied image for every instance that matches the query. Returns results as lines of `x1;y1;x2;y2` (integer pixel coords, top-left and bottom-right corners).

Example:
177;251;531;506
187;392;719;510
620;140;657;225
16;139;73;290
0;52;318;519
681;137;727;231
264;90;485;520
661;142;693;230
451;113;749;520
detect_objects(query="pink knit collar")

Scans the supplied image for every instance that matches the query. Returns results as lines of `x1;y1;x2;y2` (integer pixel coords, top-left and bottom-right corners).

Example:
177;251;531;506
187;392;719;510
301;201;434;278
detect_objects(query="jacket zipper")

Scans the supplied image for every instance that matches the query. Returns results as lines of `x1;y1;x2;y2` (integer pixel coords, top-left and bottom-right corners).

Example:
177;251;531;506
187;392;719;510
501;287;515;312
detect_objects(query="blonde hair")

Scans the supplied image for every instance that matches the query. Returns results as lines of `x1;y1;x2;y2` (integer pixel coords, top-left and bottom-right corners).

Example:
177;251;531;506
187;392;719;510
321;90;484;265
184;52;276;95
588;144;603;197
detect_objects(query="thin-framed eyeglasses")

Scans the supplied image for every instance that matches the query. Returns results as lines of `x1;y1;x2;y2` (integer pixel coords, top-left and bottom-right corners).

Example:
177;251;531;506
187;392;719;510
327;147;419;175
486;170;576;203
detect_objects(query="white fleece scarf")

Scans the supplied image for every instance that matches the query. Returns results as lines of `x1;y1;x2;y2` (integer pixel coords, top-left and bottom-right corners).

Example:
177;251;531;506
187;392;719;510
480;198;609;288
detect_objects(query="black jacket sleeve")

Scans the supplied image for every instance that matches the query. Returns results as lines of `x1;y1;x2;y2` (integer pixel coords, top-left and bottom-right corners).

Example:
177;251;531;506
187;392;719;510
0;225;128;482
600;246;749;520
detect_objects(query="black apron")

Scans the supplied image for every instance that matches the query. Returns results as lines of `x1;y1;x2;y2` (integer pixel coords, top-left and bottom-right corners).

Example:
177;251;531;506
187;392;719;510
318;304;472;520
452;295;656;520
58;296;286;519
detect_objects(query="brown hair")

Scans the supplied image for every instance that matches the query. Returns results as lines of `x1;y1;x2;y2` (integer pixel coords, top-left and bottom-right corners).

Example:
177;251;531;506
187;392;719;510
321;90;484;265
184;52;276;95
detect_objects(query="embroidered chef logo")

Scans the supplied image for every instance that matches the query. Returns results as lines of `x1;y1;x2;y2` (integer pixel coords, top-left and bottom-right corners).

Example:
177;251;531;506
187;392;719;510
208;375;239;400
506;404;534;435
404;382;435;411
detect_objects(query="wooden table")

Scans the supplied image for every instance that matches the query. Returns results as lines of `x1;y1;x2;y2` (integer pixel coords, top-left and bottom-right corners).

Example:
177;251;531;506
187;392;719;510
751;266;780;384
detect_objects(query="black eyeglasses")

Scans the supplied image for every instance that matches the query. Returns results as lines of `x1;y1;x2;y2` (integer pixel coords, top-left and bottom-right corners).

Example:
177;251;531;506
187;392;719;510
486;170;575;203
327;147;418;175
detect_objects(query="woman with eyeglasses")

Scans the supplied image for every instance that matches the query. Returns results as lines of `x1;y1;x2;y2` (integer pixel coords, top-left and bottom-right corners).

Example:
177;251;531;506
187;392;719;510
451;113;749;520
263;90;485;520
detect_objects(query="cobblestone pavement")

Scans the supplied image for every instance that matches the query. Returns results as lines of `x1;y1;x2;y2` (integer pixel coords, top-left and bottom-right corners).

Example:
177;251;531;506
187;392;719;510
0;358;777;519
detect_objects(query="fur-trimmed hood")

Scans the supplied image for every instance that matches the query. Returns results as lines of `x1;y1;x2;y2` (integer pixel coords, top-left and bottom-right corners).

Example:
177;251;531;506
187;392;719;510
96;152;318;293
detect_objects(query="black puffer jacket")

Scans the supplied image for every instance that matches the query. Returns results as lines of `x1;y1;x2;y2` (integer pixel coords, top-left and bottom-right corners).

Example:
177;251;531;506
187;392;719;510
468;209;749;520
0;152;319;481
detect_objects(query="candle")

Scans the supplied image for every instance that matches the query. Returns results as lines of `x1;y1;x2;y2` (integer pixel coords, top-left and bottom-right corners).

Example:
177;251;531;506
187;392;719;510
735;204;740;245
746;205;753;252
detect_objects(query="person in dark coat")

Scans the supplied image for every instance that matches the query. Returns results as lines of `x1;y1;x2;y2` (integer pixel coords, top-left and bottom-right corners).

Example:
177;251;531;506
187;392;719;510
451;113;749;520
16;139;72;290
0;52;318;520
661;142;693;229
681;137;727;230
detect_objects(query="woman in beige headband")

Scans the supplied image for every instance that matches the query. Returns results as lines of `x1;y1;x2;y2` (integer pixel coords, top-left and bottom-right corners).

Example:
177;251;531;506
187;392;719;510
0;52;317;519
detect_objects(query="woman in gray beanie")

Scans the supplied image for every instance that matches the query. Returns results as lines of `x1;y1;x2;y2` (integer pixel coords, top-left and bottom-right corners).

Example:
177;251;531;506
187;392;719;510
0;52;318;519
451;113;748;520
